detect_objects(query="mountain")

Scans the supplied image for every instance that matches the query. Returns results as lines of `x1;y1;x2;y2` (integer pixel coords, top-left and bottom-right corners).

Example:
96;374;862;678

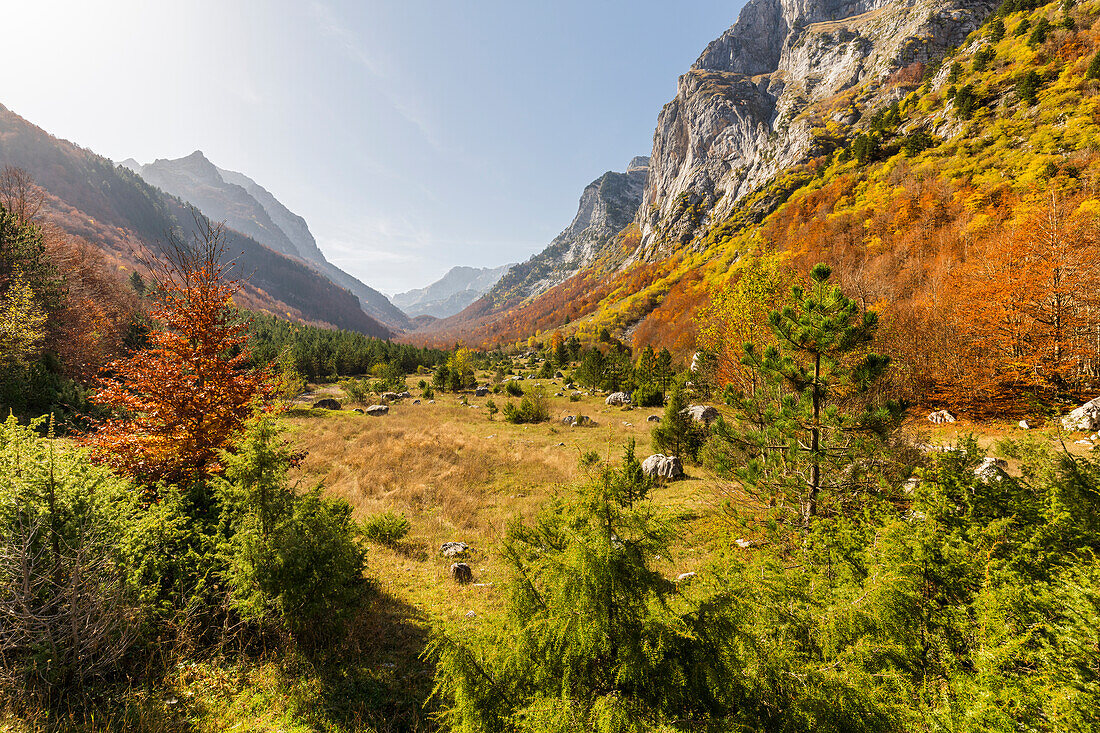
124;152;412;331
391;264;512;318
0;104;390;338
637;0;995;253
478;157;649;311
407;0;1100;358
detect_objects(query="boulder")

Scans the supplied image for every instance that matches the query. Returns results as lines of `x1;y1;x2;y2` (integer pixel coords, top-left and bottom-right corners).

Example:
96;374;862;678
1062;397;1100;432
475;387;489;397
450;563;473;584
682;405;719;424
381;392;399;402
561;415;576;425
647;415;661;423
312;398;341;410
366;404;389;416
642;454;684;480
605;392;631;406
974;457;1008;482
353;408;364;414
571;415;596;428
928;410;956;424
413;399;421;404
440;541;469;558
1018;420;1029;430
676;571;697;583
733;538;753;549
397;391;412;399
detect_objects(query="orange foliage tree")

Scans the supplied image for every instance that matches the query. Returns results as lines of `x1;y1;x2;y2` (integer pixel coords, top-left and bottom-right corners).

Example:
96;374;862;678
88;221;274;486
948;194;1100;406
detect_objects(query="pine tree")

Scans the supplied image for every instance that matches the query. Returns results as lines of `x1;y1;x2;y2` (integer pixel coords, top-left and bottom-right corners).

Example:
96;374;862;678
711;264;904;529
652;383;703;461
428;448;735;731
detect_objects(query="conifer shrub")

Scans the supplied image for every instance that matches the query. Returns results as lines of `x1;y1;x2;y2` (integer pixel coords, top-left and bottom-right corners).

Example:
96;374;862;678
633;382;664;407
503;386;549;424
361;511;410;546
428;446;734;731
505;380;524;397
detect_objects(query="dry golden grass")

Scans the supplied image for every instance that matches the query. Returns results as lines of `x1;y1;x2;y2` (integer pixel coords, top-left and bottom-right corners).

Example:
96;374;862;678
280;379;733;623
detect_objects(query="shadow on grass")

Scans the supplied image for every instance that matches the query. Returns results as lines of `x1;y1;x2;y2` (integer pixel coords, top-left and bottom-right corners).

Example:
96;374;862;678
298;583;436;733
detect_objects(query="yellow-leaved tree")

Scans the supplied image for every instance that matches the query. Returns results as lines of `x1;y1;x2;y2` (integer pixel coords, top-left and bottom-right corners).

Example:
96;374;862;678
0;270;47;365
695;250;794;396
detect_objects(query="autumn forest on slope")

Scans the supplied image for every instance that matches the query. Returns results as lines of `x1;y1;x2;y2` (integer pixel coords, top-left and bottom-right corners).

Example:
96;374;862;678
3;0;1100;731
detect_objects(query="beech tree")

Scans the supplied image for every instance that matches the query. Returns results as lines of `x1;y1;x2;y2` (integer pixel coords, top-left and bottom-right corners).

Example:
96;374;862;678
89;220;274;487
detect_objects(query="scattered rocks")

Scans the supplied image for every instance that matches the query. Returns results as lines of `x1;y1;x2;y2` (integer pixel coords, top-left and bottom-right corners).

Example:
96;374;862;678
1075;439;1093;446
1062;397;1100;432
605;392;632;406
974;457;1008;482
312;398;341;410
441;542;469;558
647;415;661;423
366;404;389;416
676;571;697;583
682;405;719;424
928;410;956;424
642;454;684;480
450;563;473;584
570;415;596;428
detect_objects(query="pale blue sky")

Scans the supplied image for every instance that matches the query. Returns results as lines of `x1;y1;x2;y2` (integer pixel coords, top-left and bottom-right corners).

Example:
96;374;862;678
0;1;741;294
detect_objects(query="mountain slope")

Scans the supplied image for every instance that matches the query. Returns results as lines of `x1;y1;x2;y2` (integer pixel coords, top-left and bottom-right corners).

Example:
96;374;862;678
404;0;1100;361
0;104;390;338
392;264;511;318
483;157;649;309
125;152;411;331
636;0;996;254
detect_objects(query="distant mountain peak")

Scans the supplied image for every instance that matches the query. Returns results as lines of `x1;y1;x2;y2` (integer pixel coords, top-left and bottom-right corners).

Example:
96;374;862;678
125;151;411;331
393;264;513;319
627;156;650;173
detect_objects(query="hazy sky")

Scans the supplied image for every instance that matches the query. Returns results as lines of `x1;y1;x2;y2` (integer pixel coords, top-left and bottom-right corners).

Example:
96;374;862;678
0;1;740;294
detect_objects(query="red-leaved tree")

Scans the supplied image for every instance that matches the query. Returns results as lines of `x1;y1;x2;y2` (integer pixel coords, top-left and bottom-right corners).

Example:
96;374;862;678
88;219;274;487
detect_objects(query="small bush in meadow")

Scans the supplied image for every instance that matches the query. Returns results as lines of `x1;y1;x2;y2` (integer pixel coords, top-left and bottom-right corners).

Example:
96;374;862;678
361;511;410;546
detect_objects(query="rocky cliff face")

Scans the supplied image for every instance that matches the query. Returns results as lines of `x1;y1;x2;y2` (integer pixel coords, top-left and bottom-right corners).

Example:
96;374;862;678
637;0;995;252
393;264;512;318
486;157;648;307
127;152;411;330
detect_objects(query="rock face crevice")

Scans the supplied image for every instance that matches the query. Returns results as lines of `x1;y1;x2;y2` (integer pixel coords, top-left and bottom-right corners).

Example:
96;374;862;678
638;0;996;252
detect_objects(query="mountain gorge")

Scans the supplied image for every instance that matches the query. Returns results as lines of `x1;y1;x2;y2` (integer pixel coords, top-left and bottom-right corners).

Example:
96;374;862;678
122;152;411;331
391;264;512;318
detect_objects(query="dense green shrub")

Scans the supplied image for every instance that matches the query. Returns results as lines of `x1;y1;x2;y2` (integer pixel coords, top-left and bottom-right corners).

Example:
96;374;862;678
0;415;144;695
217;419;367;646
503;387;550;424
362;511;410;546
504;380;524;397
633;383;664;407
